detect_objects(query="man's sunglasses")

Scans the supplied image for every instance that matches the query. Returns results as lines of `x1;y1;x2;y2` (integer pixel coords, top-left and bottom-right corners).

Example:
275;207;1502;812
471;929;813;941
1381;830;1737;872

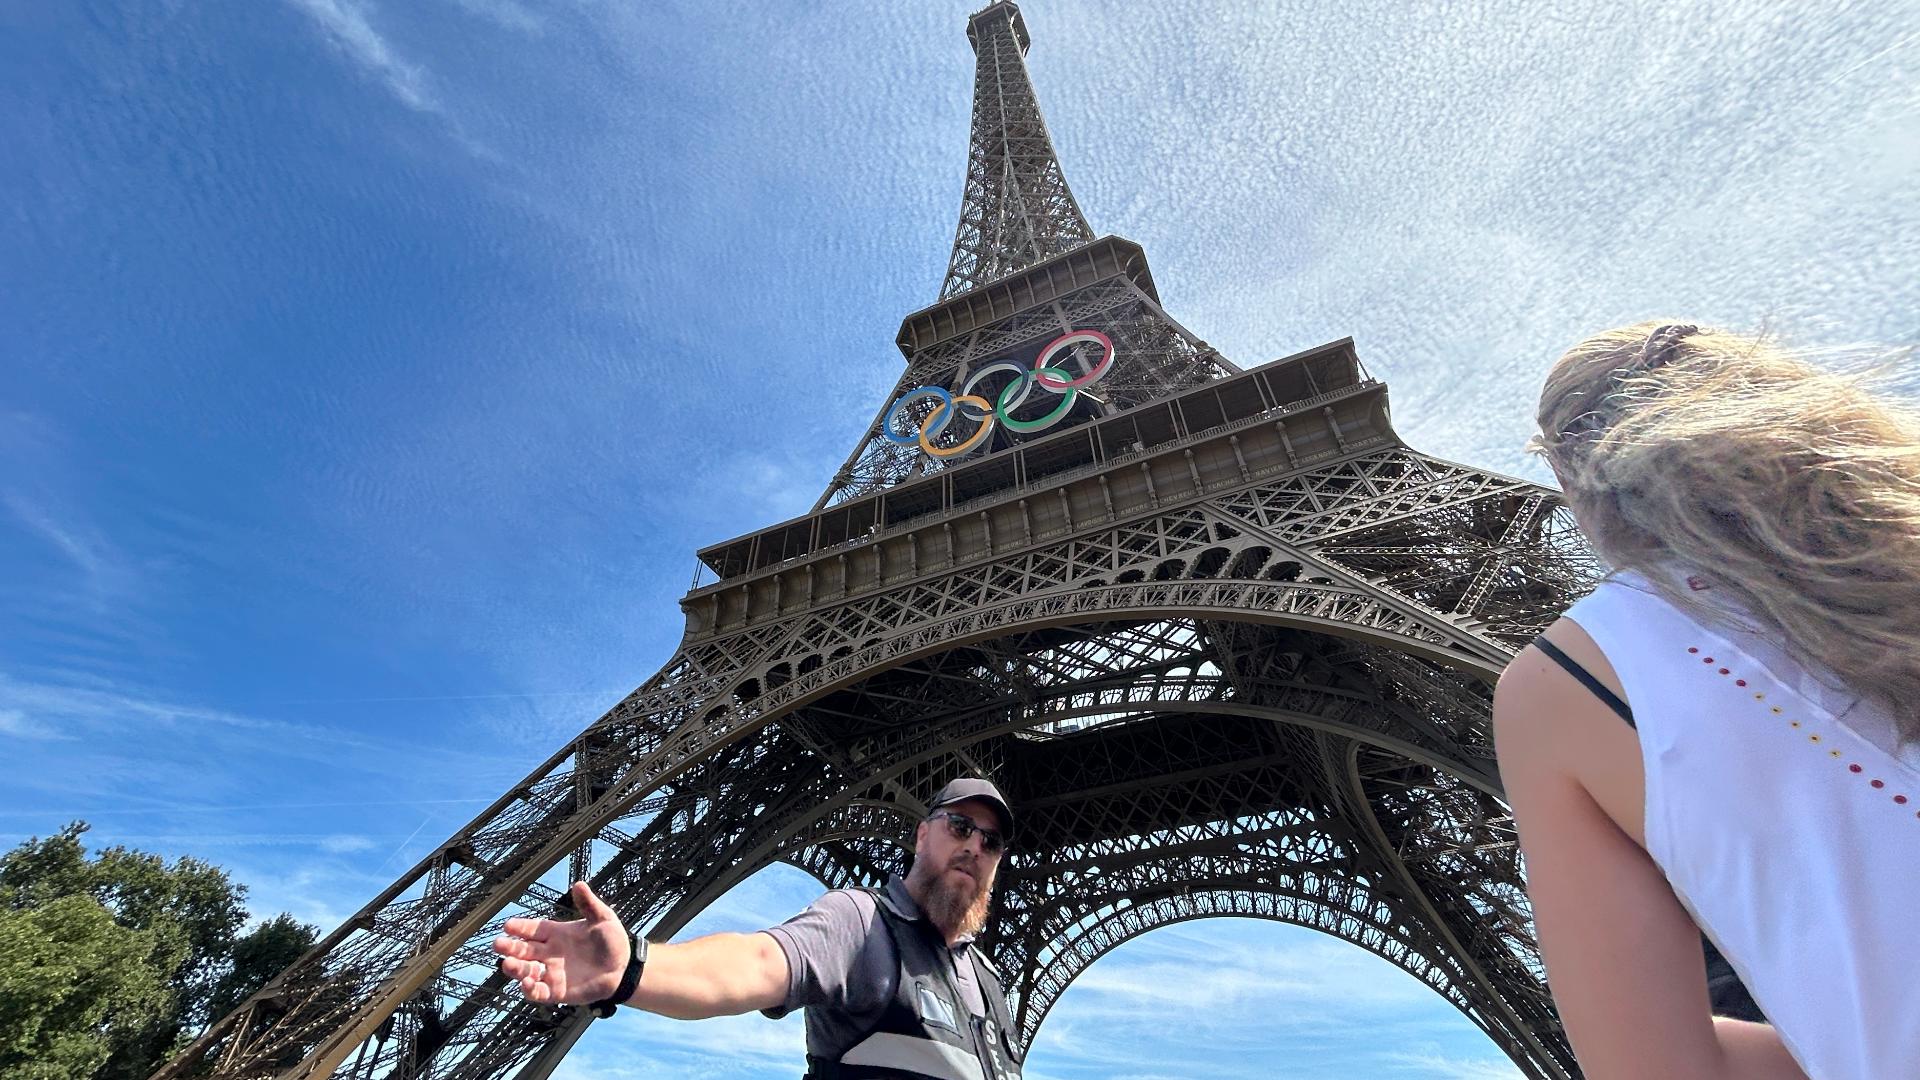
929;810;1006;853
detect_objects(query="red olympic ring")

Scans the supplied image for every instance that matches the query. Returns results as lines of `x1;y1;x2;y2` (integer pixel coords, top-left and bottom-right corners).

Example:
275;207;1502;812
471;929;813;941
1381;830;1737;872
882;329;1117;457
1032;330;1115;391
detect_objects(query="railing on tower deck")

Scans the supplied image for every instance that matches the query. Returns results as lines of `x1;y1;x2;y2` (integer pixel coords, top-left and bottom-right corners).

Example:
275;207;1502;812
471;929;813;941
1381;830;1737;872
686;375;1385;594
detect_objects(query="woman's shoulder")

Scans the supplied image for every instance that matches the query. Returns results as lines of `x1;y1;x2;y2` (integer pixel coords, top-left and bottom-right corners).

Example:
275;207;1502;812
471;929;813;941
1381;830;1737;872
1495;615;1649;844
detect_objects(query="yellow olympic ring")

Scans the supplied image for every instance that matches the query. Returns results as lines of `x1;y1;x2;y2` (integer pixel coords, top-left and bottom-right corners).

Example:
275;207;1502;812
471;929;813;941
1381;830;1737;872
917;395;995;458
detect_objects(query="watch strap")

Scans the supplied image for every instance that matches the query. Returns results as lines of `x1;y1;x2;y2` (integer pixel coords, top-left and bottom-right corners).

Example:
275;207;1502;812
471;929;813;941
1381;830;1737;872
587;932;646;1018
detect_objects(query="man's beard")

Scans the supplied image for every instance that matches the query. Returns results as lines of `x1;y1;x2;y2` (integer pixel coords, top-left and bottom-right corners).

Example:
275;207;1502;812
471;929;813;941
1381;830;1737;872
910;857;997;940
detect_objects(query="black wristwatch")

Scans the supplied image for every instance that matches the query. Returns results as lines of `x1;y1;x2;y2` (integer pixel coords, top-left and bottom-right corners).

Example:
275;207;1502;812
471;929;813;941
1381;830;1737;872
587;932;647;1018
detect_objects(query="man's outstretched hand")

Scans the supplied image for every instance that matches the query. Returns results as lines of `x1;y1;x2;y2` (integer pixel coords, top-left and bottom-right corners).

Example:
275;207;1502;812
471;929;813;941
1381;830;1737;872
493;881;629;1005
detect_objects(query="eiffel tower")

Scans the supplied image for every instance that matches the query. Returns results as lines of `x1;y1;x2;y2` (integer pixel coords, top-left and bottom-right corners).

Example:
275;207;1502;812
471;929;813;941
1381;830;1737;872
161;3;1599;1077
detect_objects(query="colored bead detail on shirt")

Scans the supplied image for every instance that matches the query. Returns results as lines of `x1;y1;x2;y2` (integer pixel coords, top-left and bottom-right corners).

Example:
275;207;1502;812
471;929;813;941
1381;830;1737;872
1688;646;1913;815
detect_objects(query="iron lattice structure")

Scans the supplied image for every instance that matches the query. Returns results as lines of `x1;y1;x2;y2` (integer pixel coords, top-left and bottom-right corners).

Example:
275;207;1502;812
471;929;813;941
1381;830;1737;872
940;1;1094;301
161;4;1601;1078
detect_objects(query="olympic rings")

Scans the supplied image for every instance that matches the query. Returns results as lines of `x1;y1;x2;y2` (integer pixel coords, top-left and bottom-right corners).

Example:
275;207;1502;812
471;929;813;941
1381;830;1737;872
960;360;1035;418
917;393;995;457
882;329;1115;458
996;367;1076;434
1032;330;1115;391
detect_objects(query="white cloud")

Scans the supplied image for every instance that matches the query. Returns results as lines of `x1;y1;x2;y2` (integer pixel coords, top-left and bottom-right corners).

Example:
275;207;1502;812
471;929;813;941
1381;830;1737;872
557;1008;805;1080
1023;921;1524;1078
9;2;1910;1079
0;673;512;767
1381;1048;1527;1080
226;859;363;933
446;0;542;35
0;673;275;735
1;494;112;585
282;0;439;114
624;1011;804;1065
1065;929;1431;1020
0;707;67;741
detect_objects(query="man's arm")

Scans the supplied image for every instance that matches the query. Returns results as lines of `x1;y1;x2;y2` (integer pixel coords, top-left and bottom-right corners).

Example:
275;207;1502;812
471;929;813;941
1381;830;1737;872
493;882;789;1020
623;931;789;1019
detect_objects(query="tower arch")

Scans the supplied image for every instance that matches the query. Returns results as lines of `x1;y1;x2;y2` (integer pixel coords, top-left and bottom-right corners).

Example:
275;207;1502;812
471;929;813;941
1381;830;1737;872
157;3;1605;1078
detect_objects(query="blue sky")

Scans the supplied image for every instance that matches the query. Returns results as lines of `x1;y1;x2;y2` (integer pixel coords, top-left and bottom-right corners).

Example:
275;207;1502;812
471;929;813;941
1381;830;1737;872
2;0;1914;1077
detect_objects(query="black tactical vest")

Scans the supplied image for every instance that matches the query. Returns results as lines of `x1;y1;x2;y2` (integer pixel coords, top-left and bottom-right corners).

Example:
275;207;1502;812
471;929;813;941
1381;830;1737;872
803;888;1024;1080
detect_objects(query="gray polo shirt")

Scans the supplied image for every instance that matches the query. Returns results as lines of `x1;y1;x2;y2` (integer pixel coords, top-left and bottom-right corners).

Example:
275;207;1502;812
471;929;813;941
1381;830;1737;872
759;875;988;1061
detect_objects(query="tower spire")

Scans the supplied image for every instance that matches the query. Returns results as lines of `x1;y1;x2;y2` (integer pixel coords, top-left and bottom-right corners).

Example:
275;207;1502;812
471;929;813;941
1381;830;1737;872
811;0;1234;512
941;1;1096;299
157;3;1598;1076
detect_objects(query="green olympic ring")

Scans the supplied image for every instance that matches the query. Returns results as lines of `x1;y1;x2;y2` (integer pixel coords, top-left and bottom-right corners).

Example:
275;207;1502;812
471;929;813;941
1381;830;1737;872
882;329;1115;458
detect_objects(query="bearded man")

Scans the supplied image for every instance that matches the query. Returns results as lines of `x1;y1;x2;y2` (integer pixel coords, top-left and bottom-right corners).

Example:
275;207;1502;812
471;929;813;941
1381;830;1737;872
494;778;1024;1080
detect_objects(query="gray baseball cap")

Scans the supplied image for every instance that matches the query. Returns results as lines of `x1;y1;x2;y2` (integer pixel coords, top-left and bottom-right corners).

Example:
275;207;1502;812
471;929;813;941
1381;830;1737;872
928;777;1014;841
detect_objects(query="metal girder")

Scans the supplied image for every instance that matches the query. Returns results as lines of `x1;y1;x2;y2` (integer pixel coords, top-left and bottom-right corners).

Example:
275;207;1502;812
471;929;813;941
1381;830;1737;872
158;436;1599;1080
942;2;1094;300
156;4;1614;1079
159;471;1594;1078
815;277;1233;510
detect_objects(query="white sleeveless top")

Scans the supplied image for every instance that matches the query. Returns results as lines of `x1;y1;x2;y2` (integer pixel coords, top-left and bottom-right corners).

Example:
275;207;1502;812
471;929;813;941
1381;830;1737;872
1563;571;1920;1080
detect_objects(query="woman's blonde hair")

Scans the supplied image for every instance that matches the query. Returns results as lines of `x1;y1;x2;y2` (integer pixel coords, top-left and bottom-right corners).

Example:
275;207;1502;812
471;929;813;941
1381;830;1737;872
1535;321;1920;743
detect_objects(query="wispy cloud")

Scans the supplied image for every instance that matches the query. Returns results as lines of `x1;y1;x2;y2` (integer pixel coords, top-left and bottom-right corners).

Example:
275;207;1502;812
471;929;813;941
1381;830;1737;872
1065;930;1430;1020
222;859;369;933
0;673;523;815
0;674;277;736
551;1010;805;1080
374;814;435;872
446;0;543;36
282;0;439;114
1380;1049;1526;1080
619;1011;803;1067
0;796;493;820
6;1;1911;1077
0;708;67;741
1023;921;1525;1078
1;494;114;586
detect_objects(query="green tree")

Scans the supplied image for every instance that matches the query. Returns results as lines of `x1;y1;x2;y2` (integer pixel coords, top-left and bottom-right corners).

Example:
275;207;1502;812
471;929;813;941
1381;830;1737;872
205;913;317;1023
0;824;318;1079
0;896;172;1079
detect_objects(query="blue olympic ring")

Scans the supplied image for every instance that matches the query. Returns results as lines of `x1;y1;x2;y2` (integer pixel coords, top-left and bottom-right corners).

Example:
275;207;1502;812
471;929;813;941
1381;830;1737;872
882;330;1115;458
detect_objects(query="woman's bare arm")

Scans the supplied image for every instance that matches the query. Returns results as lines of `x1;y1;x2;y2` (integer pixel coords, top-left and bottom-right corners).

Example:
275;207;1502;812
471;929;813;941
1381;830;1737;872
1493;631;1806;1080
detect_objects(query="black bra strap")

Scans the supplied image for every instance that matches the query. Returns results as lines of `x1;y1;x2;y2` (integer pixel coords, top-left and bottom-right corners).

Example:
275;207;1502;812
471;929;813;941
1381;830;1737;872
1531;637;1635;728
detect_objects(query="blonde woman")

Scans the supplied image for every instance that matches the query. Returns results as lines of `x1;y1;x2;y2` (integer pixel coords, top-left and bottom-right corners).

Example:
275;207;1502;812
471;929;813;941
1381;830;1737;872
1493;322;1920;1079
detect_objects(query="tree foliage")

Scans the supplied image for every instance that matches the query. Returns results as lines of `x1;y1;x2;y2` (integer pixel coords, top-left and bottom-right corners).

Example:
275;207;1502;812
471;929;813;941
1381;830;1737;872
0;823;319;1079
0;896;172;1079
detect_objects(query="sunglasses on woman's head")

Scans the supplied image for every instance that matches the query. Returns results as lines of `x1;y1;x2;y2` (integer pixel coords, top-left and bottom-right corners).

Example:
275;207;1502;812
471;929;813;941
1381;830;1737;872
929;810;1005;853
